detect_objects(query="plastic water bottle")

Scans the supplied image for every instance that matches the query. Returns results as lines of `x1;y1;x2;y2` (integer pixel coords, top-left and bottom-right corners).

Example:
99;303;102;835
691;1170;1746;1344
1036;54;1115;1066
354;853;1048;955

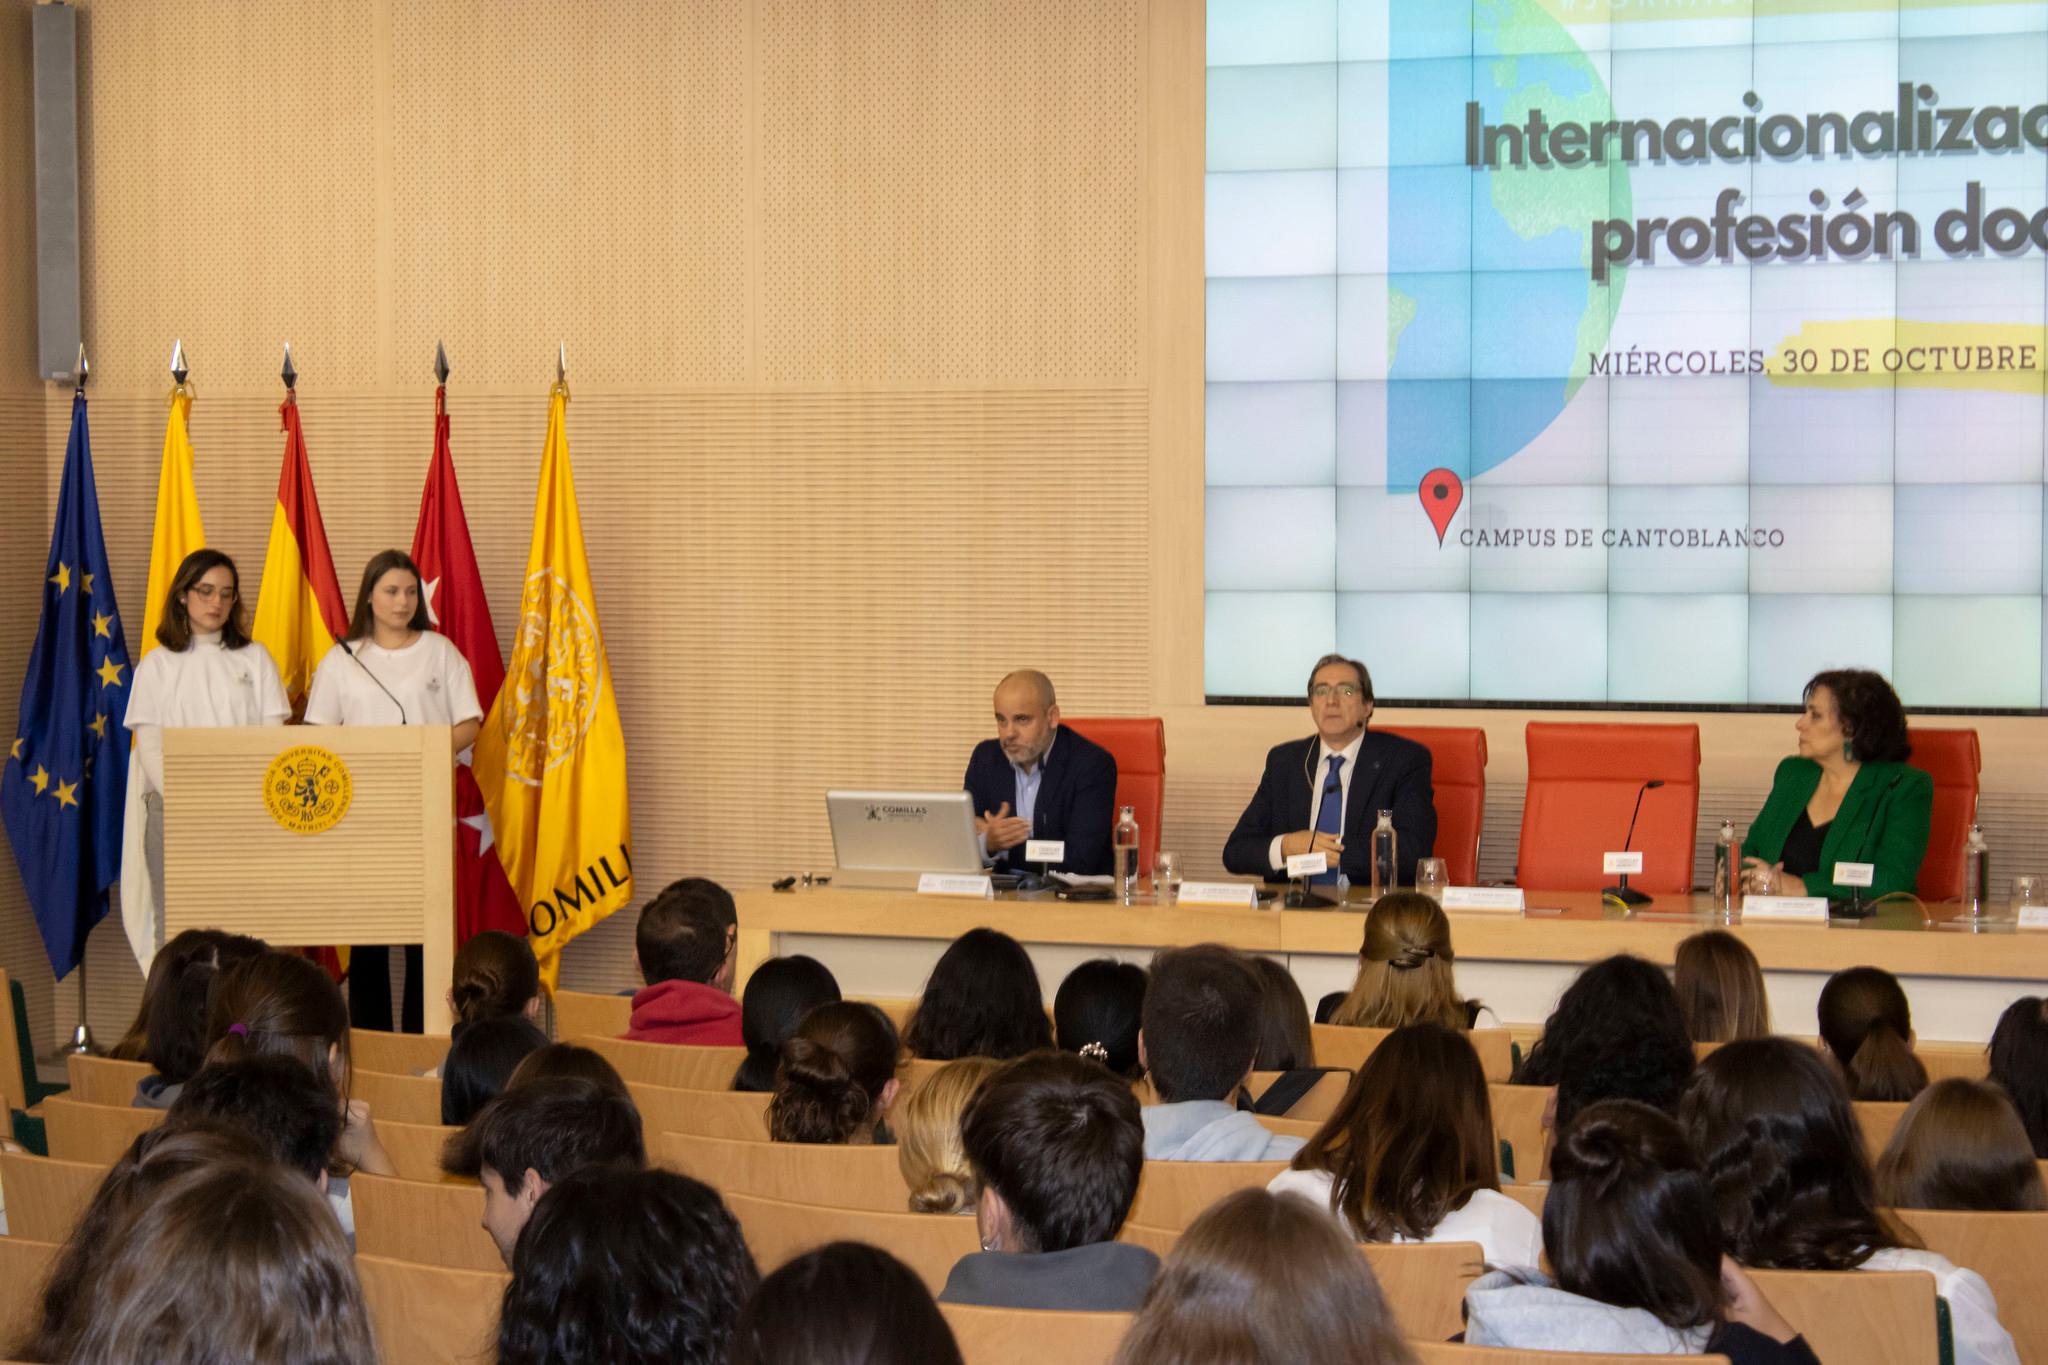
1114;806;1140;905
1369;810;1397;900
1965;823;1990;918
1713;820;1738;912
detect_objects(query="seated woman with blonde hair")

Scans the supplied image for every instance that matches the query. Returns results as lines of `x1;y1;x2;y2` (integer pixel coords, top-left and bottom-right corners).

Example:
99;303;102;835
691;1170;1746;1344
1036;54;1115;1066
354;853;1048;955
896;1056;1002;1213
1876;1078;2048;1213
1326;892;1489;1029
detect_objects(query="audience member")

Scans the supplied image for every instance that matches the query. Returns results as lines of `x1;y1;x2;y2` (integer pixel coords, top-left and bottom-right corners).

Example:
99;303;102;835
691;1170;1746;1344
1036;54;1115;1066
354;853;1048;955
441;1015;550;1125
730;1242;964;1365
1673;930;1771;1043
50;1158;378;1365
167;1055;343;1183
1988;996;2048;1157
1876;1078;2048;1212
1327;892;1485;1029
495;1167;758;1365
768;1001;901;1144
443;1074;648;1263
1244;955;1315;1072
1139;945;1304;1161
943;1052;1156;1310
448;928;543;1025
1053;957;1148;1079
905;927;1052;1060
1271;1022;1539;1268
130;929;264;1108
507;1041;631;1096
897;1056;1002;1214
626;876;743;1046
1817;965;1927;1102
1681;1037;2018;1365
733;954;841;1092
1516;954;1694;1128
1113;1189;1418;1365
108;927;258;1062
1465;1100;1820;1363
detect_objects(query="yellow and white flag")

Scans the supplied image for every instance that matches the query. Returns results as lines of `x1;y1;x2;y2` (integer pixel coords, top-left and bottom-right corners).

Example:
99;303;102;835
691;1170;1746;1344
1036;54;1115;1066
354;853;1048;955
473;381;632;989
138;385;206;659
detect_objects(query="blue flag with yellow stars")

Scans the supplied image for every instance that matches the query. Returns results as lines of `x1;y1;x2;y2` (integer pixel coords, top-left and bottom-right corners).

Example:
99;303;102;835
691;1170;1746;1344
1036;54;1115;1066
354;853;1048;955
2;389;130;976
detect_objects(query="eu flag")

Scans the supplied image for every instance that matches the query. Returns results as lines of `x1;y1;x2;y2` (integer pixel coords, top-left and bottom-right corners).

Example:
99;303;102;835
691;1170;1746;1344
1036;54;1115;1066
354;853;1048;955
2;390;131;976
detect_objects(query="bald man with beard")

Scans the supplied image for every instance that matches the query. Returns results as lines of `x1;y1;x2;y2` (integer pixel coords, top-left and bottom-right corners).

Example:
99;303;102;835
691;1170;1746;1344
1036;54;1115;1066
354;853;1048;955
963;670;1120;877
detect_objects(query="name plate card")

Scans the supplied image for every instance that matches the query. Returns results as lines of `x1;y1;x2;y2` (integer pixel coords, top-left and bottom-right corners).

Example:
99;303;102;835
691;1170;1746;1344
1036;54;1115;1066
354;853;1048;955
1741;895;1829;923
1441;886;1526;913
917;873;994;899
1833;862;1876;888
1602;851;1644;875
1024;840;1066;865
1178;881;1260;908
1285;852;1330;879
2018;906;2048;931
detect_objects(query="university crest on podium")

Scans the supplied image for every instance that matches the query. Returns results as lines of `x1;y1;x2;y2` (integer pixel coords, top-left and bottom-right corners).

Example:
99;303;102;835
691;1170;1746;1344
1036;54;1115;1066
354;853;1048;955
262;745;353;835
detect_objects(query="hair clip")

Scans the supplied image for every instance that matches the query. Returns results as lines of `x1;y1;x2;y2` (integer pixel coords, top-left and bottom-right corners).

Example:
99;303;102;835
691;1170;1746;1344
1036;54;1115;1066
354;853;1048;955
228;1022;249;1037
1078;1041;1109;1063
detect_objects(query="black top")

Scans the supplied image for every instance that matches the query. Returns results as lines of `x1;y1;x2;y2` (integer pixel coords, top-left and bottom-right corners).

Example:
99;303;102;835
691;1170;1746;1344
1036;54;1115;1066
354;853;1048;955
1780;810;1832;877
1706;1324;1823;1365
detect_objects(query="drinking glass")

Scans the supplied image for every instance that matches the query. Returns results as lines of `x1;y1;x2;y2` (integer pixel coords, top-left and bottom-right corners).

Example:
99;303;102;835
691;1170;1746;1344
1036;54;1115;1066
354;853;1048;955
1414;857;1449;902
1152;851;1181;905
2014;874;2043;917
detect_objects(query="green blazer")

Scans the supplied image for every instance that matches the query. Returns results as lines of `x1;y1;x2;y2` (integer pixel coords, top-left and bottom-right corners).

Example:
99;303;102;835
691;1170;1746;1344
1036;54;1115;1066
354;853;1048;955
1742;757;1932;900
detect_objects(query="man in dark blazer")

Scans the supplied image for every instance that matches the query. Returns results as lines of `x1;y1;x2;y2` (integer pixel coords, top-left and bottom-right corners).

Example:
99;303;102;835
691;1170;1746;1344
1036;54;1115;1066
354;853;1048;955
1223;654;1434;886
964;670;1119;876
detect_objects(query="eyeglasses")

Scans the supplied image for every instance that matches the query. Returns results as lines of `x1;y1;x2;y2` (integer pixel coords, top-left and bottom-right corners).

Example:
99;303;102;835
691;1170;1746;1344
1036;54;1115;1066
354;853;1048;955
1310;683;1361;700
189;584;237;602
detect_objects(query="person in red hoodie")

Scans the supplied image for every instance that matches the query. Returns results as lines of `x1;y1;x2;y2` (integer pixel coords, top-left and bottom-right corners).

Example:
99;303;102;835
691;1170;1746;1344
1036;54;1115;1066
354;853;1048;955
624;878;745;1047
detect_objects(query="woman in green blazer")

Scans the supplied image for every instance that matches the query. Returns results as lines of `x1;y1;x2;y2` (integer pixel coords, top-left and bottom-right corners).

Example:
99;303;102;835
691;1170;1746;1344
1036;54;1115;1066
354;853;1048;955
1742;669;1931;901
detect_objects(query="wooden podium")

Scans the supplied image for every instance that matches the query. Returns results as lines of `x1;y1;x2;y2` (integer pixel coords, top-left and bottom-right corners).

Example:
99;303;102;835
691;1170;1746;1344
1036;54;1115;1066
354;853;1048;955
161;726;457;1033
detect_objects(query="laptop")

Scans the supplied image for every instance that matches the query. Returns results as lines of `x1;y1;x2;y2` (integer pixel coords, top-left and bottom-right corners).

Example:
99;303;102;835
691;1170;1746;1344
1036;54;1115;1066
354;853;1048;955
826;790;985;890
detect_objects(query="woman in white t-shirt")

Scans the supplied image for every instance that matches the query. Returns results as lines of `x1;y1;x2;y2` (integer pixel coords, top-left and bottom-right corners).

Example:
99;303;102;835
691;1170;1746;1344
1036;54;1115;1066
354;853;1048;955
120;550;291;965
305;549;482;1033
1269;1020;1543;1271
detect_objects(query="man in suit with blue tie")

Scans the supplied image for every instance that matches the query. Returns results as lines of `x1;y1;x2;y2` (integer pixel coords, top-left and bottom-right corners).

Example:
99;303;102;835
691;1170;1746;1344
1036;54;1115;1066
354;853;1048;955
1223;654;1434;887
964;670;1119;876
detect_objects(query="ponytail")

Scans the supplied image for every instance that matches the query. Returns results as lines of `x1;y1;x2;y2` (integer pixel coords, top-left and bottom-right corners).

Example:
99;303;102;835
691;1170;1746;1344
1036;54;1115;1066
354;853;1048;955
448;931;541;1026
1847;1020;1929;1103
1819;966;1927;1104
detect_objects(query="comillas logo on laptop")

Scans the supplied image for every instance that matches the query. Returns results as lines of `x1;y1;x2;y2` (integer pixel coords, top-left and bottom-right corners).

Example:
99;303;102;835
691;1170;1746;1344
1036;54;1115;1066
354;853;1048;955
865;803;930;822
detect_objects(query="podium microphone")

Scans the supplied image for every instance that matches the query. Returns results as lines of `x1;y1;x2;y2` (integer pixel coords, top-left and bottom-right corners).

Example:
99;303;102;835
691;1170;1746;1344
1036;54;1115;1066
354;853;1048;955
337;641;407;724
1603;779;1664;907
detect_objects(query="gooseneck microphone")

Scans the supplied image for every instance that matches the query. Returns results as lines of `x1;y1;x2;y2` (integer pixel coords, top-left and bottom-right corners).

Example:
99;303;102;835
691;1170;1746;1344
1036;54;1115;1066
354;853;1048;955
338;640;407;724
1603;778;1664;907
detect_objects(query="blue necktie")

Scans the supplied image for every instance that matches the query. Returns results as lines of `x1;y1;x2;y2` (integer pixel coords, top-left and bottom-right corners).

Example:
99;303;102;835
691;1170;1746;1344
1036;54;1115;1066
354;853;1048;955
1312;754;1344;885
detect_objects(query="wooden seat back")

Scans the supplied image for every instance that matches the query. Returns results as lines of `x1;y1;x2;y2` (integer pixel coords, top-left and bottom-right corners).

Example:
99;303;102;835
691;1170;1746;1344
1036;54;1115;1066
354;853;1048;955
1412;1345;1728;1365
939;1304;1131;1365
572;1036;745;1091
63;1054;152;1106
552;990;630;1041
1499;1182;1547;1218
1490;1083;1551;1183
351;1028;451;1077
352;1069;445;1126
1892;1207;2048;1365
1245;1069;1351;1121
41;1095;161;1165
1311;1024;1513;1081
660;1131;909;1211
376;1119;465;1184
351;1172;502;1272
1746;1267;1937;1365
1259;1115;1320;1141
1124;1160;1289;1231
852;996;918;1032
0;1151;107;1241
723;1190;978;1295
356;1253;506;1365
1855;1101;1910;1162
630;1082;771;1142
0;1237;60;1352
1913;1045;1988;1083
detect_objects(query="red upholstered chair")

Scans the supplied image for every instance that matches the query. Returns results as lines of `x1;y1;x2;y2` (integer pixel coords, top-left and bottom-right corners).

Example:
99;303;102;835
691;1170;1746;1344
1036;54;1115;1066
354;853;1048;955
1909;727;1980;902
1380;726;1487;886
1060;717;1165;873
1517;723;1701;894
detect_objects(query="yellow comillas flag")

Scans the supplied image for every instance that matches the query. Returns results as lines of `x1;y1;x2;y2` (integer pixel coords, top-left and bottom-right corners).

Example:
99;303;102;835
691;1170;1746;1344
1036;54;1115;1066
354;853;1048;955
473;379;632;989
137;382;206;658
249;388;348;712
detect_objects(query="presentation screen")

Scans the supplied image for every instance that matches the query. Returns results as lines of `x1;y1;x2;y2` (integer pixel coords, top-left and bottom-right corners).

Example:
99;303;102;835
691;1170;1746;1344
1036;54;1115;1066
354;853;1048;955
1204;0;2048;709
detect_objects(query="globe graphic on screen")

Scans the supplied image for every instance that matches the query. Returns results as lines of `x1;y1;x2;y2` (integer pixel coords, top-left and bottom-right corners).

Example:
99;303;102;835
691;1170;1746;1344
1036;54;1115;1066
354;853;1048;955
1383;0;1633;495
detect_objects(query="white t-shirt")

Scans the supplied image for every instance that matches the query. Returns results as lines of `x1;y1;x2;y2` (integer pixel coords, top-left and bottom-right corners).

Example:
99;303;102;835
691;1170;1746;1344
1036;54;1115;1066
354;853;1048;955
124;633;291;792
1267;1168;1545;1271
303;632;482;730
1861;1247;2018;1365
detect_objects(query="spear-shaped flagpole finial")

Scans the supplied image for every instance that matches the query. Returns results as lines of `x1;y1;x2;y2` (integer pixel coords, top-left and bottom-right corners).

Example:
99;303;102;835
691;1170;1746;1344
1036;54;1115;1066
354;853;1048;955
170;338;188;386
281;342;297;390
434;340;449;385
75;344;88;388
556;341;566;384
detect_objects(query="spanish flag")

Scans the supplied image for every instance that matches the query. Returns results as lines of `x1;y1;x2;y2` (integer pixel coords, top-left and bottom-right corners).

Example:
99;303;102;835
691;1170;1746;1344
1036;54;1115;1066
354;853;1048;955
473;380;632;989
137;383;206;659
249;389;347;712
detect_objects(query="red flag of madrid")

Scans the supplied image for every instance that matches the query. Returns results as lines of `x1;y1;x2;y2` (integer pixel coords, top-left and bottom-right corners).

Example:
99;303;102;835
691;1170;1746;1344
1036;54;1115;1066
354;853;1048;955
412;383;525;944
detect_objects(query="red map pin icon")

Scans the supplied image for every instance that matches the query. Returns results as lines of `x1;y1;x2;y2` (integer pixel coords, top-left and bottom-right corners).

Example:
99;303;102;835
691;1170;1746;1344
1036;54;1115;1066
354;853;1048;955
1419;468;1463;546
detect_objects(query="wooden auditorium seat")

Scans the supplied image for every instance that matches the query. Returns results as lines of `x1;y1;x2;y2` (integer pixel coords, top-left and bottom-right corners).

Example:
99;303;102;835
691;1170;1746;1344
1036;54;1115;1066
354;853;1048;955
660;1131;910;1211
551;990;631;1041
356;1253;506;1365
1855;1101;1910;1162
350;1028;452;1076
0;1151;105;1241
1412;1346;1728;1365
628;1082;771;1142
723;1190;978;1295
1490;1083;1551;1184
1259;1114;1321;1141
1745;1267;1938;1365
1516;722;1701;894
63;1054;151;1106
940;1304;1132;1365
1312;1024;1514;1082
40;1095;160;1165
352;1069;445;1126
1380;724;1488;886
1913;1044;1989;1083
375;1119;465;1184
1498;1182;1547;1218
1891;1207;2048;1365
350;1172;502;1273
851;996;919;1032
0;1237;60;1349
1245;1068;1351;1121
1060;716;1166;875
571;1036;745;1091
901;1056;953;1089
1124;1160;1290;1231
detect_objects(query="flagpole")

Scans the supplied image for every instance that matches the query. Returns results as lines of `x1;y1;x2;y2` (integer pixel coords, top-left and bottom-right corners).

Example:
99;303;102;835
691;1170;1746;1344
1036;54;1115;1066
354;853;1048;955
66;343;96;1057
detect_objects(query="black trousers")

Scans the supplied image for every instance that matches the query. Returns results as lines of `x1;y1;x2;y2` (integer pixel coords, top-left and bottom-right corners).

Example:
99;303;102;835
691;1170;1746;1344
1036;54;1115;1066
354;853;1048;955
348;944;424;1034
